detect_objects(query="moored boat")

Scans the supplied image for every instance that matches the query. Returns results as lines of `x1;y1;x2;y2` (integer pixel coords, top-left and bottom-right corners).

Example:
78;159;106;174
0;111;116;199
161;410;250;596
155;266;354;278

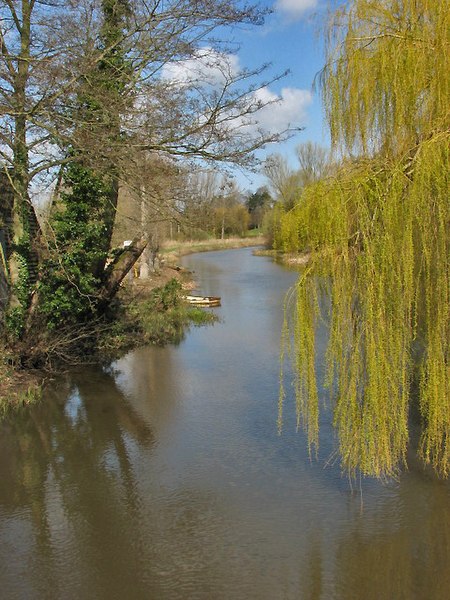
185;294;221;307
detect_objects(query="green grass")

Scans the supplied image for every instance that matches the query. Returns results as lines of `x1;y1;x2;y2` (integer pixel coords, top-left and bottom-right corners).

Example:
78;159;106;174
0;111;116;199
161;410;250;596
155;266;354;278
246;228;264;237
0;357;43;414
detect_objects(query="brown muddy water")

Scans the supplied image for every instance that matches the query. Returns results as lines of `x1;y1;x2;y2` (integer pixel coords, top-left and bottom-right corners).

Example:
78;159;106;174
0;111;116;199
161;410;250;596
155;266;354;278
1;247;449;599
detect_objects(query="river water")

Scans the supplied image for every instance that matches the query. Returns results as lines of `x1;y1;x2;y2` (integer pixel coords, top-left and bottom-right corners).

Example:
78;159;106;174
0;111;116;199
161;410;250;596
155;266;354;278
1;247;449;599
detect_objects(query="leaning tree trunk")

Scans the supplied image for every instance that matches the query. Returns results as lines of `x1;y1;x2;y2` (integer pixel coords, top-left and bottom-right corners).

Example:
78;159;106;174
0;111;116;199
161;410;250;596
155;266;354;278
101;235;148;303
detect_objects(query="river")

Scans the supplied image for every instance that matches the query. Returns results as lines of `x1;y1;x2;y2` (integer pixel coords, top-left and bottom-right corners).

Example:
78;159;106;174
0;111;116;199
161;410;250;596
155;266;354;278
1;247;449;599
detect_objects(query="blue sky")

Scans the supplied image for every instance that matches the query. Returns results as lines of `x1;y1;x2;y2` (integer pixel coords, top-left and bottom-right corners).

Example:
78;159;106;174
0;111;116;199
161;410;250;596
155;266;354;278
229;0;333;189
161;1;334;190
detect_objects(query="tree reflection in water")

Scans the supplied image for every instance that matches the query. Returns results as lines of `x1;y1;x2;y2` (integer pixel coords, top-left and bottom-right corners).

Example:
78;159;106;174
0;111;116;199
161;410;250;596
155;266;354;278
0;367;158;598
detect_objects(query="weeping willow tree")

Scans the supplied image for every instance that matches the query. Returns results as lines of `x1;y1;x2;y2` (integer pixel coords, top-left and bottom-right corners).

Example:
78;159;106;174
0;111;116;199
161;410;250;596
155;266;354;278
279;0;449;479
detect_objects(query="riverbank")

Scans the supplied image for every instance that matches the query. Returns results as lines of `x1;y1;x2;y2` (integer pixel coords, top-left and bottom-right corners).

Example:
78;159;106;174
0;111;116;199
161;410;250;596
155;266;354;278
121;235;267;297
0;357;43;412
0;280;216;411
161;235;266;262
253;248;311;267
0;237;265;410
121;234;268;303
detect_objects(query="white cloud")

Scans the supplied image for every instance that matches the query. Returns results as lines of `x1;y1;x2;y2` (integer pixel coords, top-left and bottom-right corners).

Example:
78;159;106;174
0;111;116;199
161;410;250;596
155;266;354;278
160;49;313;133
250;87;313;133
160;49;313;146
161;48;240;88
275;0;318;19
220;86;312;145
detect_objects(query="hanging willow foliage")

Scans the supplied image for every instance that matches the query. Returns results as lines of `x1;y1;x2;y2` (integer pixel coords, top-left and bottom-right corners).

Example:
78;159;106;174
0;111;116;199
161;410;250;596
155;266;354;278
279;0;449;478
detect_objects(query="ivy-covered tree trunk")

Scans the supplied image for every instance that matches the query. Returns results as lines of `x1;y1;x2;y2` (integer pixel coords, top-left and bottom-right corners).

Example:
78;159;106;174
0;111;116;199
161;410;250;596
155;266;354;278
88;0;130;279
81;0;133;276
6;0;42;338
37;0;144;336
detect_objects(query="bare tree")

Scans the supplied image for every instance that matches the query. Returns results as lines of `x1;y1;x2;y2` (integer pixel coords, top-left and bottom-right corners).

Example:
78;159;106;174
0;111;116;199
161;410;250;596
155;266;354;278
263;154;302;210
0;0;293;342
296;141;331;186
180;169;223;235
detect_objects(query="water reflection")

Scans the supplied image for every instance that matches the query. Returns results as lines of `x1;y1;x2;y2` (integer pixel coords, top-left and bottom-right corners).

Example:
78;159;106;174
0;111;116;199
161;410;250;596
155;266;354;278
114;345;182;431
0;368;158;598
0;248;449;599
332;478;450;600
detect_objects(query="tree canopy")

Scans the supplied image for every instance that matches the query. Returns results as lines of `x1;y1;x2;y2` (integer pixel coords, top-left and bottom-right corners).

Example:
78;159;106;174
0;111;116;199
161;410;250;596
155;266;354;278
0;0;291;360
278;0;449;479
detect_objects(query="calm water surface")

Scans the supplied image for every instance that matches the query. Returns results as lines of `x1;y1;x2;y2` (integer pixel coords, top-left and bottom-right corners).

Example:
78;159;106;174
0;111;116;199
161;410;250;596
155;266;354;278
1;248;449;599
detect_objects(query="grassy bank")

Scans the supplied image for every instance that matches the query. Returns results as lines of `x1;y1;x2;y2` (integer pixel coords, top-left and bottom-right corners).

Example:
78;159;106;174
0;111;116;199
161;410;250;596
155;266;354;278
0;357;43;414
253;248;311;267
162;234;266;263
99;278;217;359
0;277;217;410
1;237;256;409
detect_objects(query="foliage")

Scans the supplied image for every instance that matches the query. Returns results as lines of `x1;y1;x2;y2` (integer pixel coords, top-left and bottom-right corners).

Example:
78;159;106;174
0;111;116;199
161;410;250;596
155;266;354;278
322;0;449;156
38;163;113;329
146;278;183;311
101;279;217;352
262;143;332;245
246;187;272;229
180;172;253;239
213;204;250;238
263;154;302;211
137;279;217;341
279;0;450;478
36;0;130;333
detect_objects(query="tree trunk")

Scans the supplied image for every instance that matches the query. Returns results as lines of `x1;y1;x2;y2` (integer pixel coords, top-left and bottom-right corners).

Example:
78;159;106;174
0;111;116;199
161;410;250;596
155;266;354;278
139;190;150;278
7;1;42;322
101;236;147;302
